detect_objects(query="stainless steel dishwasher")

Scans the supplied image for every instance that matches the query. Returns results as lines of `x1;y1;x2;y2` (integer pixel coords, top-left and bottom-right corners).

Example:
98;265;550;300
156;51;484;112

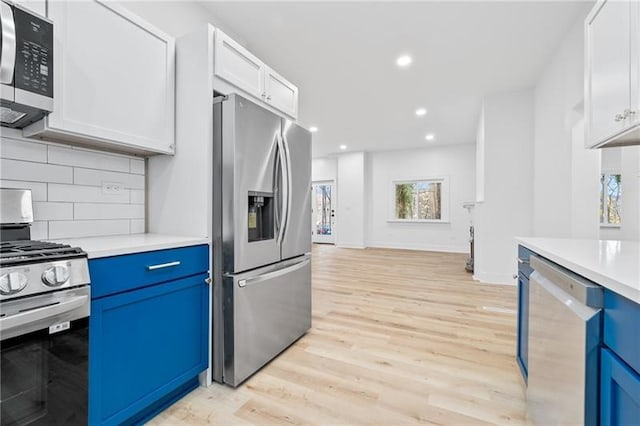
527;256;602;426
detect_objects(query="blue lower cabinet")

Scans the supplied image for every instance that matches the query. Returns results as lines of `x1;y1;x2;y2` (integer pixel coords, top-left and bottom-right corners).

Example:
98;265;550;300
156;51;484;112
601;348;640;426
516;273;529;382
89;272;209;425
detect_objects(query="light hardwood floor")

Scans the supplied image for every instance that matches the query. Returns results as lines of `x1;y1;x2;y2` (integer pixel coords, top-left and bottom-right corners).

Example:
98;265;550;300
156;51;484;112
149;245;527;425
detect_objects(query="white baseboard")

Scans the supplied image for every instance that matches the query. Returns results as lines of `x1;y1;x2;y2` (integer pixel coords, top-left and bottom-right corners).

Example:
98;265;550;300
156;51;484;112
366;241;468;254
473;272;517;286
336;243;366;249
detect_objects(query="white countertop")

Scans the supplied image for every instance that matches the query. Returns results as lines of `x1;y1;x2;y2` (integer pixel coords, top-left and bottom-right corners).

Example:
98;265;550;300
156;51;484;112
517;237;640;304
50;234;209;259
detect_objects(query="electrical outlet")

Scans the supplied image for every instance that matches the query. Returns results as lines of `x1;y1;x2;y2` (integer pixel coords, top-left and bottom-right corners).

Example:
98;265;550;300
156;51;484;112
102;182;124;194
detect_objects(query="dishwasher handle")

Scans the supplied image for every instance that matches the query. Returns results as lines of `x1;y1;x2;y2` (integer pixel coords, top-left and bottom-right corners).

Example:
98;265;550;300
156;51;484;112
530;256;603;308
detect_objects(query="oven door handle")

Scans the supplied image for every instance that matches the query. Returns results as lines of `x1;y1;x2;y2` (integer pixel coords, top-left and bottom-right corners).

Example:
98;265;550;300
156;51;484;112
0;295;89;338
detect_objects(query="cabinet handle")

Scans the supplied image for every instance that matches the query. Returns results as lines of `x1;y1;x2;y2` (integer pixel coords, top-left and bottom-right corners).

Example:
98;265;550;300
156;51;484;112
517;258;529;265
267;95;272;101
615;113;625;122
625;109;636;118
261;92;266;98
147;261;181;271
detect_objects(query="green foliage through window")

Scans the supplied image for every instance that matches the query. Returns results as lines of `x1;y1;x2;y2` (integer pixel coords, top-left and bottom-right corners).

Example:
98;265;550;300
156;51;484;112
600;173;621;226
394;181;442;220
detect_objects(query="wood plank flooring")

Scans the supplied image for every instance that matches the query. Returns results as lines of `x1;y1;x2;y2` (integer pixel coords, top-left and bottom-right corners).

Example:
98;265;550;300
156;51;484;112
149;245;527;425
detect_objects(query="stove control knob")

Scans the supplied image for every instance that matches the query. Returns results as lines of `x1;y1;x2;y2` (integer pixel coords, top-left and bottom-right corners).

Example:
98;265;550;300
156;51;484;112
42;266;70;287
0;272;28;295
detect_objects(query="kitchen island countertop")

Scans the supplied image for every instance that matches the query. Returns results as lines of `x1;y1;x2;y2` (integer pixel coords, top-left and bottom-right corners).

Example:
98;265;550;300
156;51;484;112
517;237;640;304
50;233;209;259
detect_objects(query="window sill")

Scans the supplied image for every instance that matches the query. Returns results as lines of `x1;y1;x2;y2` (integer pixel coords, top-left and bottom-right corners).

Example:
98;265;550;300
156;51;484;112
387;219;450;224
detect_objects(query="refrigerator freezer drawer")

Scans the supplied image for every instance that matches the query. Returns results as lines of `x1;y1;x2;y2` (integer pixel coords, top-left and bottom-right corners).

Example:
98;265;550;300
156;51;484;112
223;256;311;386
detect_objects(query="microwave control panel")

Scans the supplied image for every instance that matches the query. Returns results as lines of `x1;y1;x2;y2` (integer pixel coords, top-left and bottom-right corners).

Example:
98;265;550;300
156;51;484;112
13;7;53;98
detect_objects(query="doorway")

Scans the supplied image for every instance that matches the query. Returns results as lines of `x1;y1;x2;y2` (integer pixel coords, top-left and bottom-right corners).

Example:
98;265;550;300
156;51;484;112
311;181;335;244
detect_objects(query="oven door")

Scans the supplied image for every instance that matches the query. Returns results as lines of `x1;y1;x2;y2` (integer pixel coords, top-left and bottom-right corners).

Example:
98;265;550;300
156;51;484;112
0;287;89;426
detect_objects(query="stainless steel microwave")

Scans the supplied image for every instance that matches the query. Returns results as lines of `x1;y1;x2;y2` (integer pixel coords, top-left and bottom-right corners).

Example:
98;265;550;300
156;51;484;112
0;1;53;129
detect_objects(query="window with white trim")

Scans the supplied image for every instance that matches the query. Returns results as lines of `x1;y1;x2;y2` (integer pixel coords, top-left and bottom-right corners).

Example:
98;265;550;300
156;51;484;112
600;173;622;226
391;178;449;222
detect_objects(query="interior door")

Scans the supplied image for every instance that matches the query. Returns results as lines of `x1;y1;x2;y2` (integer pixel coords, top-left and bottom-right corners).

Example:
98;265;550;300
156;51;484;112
223;94;282;273
281;120;312;259
311;181;336;244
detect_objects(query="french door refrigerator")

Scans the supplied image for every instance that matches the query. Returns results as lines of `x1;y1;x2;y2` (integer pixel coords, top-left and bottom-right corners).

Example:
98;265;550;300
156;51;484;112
212;93;312;386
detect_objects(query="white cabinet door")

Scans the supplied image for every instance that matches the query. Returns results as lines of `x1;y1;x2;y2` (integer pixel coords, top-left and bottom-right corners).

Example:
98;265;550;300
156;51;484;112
25;0;175;155
264;66;298;119
214;29;265;99
585;0;632;147
13;0;46;17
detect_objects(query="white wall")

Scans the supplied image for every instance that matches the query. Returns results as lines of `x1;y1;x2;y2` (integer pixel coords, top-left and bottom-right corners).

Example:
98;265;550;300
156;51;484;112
474;90;534;285
118;1;245;42
366;145;475;253
532;3;599;239
336;153;365;248
312;157;337;182
0;129;145;240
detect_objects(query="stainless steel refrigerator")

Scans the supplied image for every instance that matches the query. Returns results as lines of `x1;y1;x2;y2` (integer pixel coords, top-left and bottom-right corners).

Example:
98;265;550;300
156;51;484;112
211;93;312;386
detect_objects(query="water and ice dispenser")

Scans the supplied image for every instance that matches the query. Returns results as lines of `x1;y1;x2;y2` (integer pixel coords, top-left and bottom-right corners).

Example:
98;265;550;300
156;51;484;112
248;192;274;242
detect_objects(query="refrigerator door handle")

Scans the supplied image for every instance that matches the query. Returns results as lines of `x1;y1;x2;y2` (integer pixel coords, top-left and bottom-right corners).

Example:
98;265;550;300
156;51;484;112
276;132;289;246
237;258;311;288
281;129;293;243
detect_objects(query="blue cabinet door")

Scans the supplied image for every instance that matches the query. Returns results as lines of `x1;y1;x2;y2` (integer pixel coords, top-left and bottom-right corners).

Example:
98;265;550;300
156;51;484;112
601;348;640;426
90;273;209;425
517;273;529;382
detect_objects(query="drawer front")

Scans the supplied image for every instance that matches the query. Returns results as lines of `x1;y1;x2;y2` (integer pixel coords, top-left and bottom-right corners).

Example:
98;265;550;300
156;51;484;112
601;348;640;426
604;290;640;374
89;245;209;299
90;274;209;425
517;245;534;278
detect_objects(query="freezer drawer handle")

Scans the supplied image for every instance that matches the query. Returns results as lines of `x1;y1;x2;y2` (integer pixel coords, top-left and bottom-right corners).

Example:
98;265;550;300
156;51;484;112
238;259;310;288
147;261;181;271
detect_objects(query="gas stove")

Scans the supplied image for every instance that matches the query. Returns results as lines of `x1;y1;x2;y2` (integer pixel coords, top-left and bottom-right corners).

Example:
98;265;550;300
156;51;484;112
0;188;90;302
0;240;90;301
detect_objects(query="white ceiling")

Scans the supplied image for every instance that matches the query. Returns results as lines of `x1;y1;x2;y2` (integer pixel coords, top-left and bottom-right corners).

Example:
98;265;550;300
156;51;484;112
201;1;589;158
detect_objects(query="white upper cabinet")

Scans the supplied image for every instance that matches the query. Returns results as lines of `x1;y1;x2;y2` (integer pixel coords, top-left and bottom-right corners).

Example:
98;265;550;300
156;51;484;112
585;0;640;148
213;29;298;119
264;66;299;118
24;1;176;155
214;29;265;100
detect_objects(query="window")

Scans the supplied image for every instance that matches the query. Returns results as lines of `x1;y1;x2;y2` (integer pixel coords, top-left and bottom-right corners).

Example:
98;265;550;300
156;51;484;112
391;178;448;222
600;173;622;226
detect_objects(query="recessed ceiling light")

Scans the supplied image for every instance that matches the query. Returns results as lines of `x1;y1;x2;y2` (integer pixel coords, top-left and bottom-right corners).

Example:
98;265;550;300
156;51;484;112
309;126;318;133
396;55;412;67
425;133;435;141
339;144;347;150
415;108;427;116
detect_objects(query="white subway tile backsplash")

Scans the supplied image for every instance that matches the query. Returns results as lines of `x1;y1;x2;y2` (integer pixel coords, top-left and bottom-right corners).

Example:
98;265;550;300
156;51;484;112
1;159;72;183
31;221;48;240
130;159;145;175
130;189;145;204
0;138;47;162
1;137;146;239
33;202;74;221
130;219;145;234
48;145;130;172
0;180;47;201
49;220;130;239
49;184;130;204
75;203;144;220
73;168;145;189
